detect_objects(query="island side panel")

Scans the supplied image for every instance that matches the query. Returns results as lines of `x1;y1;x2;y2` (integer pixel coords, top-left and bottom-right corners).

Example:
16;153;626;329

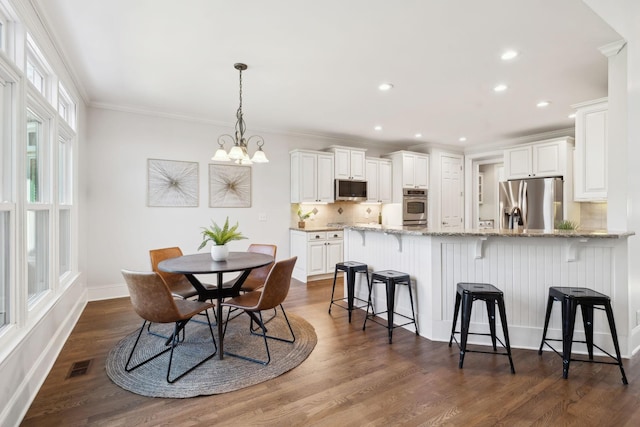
344;228;632;357
344;229;430;336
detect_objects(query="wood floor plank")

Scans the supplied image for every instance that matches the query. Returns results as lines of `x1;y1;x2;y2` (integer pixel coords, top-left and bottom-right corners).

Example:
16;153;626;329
21;278;640;426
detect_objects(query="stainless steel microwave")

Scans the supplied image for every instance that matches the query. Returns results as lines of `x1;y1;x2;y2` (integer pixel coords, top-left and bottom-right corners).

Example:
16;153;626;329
335;179;367;202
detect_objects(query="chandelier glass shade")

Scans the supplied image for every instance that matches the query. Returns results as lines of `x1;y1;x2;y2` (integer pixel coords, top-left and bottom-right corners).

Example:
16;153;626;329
212;63;268;165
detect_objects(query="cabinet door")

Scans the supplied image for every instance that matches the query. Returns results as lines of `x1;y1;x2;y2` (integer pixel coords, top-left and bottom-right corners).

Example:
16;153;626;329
402;154;416;188
378;160;393;203
316;154;335;202
325;240;343;272
365;159;379;202
533;142;563;177
299;152;318;202
414;155;429;189
333;148;351;179
307;241;327;275
504;146;532;179
350;150;366;180
575;105;607;200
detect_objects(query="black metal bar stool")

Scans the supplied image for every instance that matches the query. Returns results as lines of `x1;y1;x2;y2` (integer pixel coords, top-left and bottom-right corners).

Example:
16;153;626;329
538;286;627;385
362;270;418;344
448;282;515;374
329;261;370;322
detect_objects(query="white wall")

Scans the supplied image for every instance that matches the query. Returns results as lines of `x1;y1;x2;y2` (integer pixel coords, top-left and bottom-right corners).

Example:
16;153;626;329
84;107;399;299
583;0;640;353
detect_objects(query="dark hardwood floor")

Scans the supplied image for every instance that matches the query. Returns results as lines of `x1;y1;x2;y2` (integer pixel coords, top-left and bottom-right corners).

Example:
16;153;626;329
22;278;640;426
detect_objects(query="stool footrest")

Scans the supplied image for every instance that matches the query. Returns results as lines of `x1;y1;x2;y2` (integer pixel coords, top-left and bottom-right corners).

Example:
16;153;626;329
450;333;510;354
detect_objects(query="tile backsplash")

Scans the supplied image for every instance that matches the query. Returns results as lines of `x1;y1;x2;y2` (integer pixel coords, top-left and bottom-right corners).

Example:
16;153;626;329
579;202;607;230
291;202;383;227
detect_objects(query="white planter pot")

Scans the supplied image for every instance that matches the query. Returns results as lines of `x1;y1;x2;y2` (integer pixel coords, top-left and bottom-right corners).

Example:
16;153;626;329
210;244;229;261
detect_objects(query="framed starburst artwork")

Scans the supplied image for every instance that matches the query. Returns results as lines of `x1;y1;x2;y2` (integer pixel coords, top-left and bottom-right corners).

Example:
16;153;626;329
209;164;251;208
147;159;199;207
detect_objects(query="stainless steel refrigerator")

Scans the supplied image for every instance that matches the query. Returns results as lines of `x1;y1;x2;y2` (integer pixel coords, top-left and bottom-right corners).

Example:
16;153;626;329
498;177;563;231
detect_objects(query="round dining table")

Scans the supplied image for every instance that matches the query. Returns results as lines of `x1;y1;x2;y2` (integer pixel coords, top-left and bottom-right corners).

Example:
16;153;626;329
158;251;274;359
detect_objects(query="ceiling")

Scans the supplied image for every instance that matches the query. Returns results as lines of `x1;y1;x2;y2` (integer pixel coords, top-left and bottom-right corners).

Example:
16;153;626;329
33;0;621;150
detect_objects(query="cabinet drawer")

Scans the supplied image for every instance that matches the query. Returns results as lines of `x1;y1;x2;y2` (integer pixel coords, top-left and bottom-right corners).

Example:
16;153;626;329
307;232;327;241
326;230;344;240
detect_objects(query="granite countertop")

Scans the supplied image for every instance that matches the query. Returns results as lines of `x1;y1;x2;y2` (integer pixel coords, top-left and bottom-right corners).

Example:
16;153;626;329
341;223;634;239
289;225;345;232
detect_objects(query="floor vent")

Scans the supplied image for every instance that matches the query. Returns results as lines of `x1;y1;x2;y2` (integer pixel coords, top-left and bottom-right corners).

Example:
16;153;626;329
67;359;92;378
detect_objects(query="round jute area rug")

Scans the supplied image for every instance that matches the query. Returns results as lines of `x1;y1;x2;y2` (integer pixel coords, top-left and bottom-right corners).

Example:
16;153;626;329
105;312;316;398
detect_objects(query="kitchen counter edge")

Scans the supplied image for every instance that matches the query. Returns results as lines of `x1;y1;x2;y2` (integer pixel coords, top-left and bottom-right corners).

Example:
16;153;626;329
340;224;634;239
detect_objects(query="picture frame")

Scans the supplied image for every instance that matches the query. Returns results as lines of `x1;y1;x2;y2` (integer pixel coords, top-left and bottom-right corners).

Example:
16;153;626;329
147;159;199;207
209;164;251;208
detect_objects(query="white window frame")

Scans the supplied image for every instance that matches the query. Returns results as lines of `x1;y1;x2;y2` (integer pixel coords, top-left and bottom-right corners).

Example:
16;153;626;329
25;90;55;312
26;33;53;104
57;82;76;130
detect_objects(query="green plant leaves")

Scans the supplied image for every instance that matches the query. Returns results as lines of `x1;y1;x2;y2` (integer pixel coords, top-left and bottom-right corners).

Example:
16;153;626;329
198;217;247;250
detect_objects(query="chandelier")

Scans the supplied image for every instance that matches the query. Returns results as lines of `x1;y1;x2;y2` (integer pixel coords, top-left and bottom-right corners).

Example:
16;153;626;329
212;63;268;164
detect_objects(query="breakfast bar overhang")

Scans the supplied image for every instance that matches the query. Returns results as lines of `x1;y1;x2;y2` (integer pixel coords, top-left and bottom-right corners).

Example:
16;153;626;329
343;225;638;357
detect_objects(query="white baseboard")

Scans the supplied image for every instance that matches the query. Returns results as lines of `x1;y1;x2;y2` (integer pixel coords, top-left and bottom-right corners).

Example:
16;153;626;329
87;283;129;301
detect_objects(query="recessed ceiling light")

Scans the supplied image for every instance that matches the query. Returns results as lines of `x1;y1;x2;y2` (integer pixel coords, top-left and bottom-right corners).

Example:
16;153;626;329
568;113;576;119
494;84;508;92
537;100;551;108
459;137;467;142
374;125;382;131
415;133;422;138
501;50;519;61
378;83;393;91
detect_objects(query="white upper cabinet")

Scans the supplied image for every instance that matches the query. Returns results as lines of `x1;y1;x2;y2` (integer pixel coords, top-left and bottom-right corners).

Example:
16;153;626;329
365;158;392;203
573;98;607;201
385;151;430;202
290;149;335;203
504;138;572;180
328;146;367;180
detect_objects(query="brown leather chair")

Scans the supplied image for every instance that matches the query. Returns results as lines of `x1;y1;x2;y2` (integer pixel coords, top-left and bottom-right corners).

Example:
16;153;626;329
221;256;297;365
150;247;217;299
121;270;217;383
223;244;277;292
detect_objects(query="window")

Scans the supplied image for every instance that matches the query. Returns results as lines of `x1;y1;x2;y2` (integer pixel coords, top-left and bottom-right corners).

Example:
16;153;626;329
0;210;9;327
26;111;49;203
25;106;52;303
58;134;73;280
58;83;76;130
26;208;48;300
26;33;52;101
0;76;12;329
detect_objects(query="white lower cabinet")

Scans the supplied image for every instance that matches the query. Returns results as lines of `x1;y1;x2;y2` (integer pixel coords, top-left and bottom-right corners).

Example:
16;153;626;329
290;229;344;283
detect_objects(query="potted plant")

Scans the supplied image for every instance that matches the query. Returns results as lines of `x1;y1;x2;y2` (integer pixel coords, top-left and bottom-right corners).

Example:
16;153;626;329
297;207;314;228
198;217;247;261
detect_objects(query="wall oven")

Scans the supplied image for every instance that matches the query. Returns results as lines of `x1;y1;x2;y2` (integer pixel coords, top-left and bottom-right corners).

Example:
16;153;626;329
403;188;428;226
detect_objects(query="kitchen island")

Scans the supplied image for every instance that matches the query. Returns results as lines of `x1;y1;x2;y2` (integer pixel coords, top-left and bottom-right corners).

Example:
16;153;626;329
342;224;638;357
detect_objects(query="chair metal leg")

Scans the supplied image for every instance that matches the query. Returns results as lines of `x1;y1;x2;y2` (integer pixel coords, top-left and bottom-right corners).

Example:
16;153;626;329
385;279;396;344
126;313;218;384
538;295;555;354
497;297;516;374
406;279;418;335
561;297;578;379
580;303;594;360
486;299;497;351
329;266;339;314
449;293;461;347
224;305;296;365
167;311;218;383
604;301;628;385
459;292;474;369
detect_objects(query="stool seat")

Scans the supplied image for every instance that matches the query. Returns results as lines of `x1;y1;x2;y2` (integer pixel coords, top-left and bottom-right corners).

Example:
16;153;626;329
363;270;417;344
538;286;627;385
329;261;370;322
449;282;515;374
